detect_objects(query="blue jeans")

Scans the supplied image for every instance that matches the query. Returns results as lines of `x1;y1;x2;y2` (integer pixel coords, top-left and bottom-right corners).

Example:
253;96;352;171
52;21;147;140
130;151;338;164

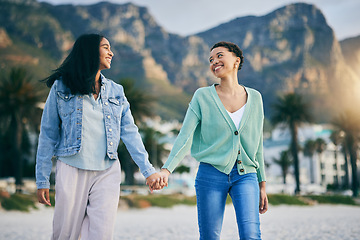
195;162;261;240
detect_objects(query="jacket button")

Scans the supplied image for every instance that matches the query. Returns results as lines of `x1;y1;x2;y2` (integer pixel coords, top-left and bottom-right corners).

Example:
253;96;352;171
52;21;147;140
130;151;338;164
237;160;242;164
240;169;244;172
234;131;238;135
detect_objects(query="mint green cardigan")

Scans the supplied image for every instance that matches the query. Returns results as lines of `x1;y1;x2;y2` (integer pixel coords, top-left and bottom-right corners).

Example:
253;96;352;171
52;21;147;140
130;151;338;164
162;84;266;182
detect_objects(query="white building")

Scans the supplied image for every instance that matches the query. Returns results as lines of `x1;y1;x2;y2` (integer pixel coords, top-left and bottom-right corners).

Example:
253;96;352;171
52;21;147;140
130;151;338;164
264;124;350;194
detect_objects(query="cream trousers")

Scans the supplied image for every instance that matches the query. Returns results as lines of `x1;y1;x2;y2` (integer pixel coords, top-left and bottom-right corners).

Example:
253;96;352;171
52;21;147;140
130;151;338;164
52;160;121;240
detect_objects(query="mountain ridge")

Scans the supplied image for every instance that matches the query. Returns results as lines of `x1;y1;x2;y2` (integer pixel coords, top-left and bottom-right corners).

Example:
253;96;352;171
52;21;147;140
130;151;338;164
0;0;359;120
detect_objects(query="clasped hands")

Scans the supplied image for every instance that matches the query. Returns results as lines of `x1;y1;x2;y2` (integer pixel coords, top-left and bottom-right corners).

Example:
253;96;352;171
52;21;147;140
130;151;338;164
146;169;171;192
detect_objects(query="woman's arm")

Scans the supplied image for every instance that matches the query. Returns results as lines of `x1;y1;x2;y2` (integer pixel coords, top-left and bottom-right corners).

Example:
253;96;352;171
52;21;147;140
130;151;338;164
36;84;60;205
259;181;268;214
159;104;200;188
36;84;60;190
119;96;157;178
162;104;200;173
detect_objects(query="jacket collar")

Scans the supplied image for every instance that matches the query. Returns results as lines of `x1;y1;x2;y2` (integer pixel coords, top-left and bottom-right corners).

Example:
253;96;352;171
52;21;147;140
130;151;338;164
100;73;109;86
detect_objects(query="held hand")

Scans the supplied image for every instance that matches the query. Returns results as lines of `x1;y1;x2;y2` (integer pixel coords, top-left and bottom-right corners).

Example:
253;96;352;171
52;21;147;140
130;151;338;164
146;172;161;193
159;168;171;188
259;182;268;214
37;188;51;206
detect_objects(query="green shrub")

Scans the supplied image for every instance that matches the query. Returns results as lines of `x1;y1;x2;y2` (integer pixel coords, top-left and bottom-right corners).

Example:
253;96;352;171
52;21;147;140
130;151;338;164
268;194;309;206
1;192;358;212
0;193;38;212
305;195;357;205
121;194;197;208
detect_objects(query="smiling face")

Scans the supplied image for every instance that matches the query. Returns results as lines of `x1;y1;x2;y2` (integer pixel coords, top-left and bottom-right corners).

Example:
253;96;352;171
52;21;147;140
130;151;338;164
99;37;113;70
209;46;240;78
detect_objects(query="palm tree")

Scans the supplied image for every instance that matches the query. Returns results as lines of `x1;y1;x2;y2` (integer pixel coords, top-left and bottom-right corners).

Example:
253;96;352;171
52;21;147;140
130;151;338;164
141;126;169;168
340;132;350;189
330;130;343;188
117;144;137;185
315;138;327;186
303;139;316;184
271;93;312;194
118;78;156;124
0;67;42;192
117;78;156;185
273;150;292;185
332;110;360;197
118;126;169;185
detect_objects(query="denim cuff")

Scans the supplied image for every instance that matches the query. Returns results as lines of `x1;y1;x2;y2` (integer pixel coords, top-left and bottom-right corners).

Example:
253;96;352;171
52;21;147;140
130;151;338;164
141;167;157;179
36;181;50;189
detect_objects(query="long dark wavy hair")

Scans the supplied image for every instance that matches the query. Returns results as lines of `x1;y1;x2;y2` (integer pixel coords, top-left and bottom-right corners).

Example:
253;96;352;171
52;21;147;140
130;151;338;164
43;33;104;94
210;41;244;71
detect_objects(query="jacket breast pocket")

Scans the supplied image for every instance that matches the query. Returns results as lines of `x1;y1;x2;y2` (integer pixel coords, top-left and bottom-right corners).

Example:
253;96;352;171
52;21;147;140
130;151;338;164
57;91;76;117
108;97;124;119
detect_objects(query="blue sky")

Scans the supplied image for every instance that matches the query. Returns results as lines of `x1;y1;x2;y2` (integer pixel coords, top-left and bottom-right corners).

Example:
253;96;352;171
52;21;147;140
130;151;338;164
40;0;360;40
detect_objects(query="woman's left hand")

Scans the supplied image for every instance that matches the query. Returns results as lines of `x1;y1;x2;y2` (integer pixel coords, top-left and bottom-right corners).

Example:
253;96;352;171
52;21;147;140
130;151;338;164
259;181;268;214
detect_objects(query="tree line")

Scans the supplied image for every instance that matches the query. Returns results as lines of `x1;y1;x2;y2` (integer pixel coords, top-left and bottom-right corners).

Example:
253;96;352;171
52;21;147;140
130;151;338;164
0;67;359;197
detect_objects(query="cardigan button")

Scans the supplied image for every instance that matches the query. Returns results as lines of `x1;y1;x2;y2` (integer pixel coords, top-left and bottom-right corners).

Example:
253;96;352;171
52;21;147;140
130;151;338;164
240;169;245;172
234;131;239;135
238;150;241;154
237;160;242;164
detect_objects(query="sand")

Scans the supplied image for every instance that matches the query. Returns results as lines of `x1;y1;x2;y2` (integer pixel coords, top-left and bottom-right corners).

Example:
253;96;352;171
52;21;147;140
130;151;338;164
0;204;359;239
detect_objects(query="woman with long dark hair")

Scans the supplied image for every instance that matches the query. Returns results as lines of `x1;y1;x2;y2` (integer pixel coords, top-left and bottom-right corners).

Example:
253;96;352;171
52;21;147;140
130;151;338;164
159;41;268;239
36;33;161;239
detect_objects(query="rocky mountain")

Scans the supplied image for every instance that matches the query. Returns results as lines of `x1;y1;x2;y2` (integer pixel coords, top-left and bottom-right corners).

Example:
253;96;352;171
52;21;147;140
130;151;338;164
197;3;360;117
341;36;360;82
0;0;359;120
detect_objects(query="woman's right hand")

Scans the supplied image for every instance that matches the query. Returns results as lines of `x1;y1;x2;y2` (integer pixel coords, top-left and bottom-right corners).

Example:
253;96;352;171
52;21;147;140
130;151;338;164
37;188;51;206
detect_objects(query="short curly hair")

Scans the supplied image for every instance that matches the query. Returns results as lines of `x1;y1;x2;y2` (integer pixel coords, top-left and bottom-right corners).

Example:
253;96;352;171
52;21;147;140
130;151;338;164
210;41;244;71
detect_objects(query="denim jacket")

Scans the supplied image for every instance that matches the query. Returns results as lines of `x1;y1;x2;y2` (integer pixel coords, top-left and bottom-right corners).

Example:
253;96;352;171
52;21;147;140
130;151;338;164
36;74;156;189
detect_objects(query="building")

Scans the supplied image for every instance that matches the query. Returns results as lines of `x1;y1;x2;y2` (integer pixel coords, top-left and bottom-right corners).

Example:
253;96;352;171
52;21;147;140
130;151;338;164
264;124;350;194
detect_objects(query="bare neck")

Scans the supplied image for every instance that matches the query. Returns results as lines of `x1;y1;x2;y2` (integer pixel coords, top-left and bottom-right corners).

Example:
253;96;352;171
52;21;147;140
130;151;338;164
218;74;242;95
93;70;101;99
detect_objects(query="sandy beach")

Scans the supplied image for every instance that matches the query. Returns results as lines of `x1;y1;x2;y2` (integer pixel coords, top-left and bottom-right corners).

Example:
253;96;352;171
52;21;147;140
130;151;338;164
1;204;359;240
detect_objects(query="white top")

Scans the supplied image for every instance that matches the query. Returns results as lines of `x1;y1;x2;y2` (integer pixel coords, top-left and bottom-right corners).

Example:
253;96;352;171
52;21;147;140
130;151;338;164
58;93;112;170
226;103;246;129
